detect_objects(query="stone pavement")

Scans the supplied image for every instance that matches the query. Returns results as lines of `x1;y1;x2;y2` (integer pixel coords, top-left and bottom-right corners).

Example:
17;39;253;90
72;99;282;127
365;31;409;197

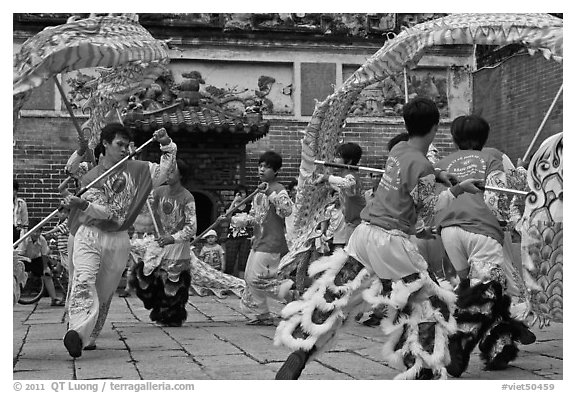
13;292;563;381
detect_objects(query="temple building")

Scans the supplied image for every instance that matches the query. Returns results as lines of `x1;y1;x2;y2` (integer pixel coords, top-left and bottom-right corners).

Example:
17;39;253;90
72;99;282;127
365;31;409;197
13;13;562;234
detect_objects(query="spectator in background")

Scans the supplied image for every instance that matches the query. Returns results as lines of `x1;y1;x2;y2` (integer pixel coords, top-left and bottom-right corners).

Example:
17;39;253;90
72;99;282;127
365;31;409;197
42;207;72;303
17;219;65;307
13;179;28;243
199;229;226;271
223;185;253;278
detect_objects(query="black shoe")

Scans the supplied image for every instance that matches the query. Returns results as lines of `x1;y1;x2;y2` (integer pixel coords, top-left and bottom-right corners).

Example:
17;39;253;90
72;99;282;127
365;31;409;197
362;314;383;327
64;330;82;358
84;344;97;350
517;325;537;345
446;334;472;378
162;321;183;327
118;290;131;298
415;368;435;380
276;349;309;380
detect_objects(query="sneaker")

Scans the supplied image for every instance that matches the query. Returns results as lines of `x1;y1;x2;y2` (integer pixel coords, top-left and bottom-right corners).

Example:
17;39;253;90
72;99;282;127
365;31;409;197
276;349;309;379
246;317;275;326
118;290;131;298
63;330;82;358
83;343;97;351
51;299;65;307
362;313;383;327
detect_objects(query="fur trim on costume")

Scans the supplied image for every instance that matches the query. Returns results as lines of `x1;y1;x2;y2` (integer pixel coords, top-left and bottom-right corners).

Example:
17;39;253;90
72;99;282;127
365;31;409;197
448;278;535;376
276;253;459;380
378;273;458;380
307;248;348;277
277;250;372;347
275;250;367;351
274;318;318;351
361;279;385;305
478;320;520;369
395;357;424;380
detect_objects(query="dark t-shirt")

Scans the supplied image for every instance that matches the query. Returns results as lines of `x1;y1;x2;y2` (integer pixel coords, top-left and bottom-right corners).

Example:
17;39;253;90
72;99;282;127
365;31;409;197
360;141;434;235
251;182;290;256
435;149;504;244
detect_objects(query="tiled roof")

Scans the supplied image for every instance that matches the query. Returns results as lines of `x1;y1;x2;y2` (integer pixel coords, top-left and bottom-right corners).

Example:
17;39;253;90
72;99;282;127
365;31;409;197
122;103;269;142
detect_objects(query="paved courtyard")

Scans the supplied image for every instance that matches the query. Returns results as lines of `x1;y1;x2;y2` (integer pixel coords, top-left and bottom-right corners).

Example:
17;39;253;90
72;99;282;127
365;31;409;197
13;292;563;381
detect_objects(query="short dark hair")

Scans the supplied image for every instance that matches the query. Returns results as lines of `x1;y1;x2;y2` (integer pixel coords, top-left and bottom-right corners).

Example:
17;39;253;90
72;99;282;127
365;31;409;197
402;97;440;137
13;179;19;191
258;151;282;172
287;178;298;192
99;123;133;155
387;132;410;151
234;184;248;194
335;142;363;165
176;158;191;184
28;219;42;231
451;115;490;150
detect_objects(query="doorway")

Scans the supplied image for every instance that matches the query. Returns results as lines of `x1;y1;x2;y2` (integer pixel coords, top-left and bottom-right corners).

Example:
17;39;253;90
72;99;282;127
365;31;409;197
190;191;216;236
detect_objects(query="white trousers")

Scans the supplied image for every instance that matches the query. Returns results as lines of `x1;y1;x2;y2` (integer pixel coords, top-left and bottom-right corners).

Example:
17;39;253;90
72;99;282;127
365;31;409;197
441;226;504;283
67;225;130;346
241;250;283;316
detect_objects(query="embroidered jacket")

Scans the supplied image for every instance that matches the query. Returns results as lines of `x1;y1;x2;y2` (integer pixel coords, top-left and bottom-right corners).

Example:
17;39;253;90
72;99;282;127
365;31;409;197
69;141;176;235
151;185;197;243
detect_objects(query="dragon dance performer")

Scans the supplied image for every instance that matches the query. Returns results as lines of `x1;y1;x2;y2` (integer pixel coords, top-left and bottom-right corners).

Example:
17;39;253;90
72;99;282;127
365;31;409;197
239;151;295;326
275;97;483;380
434;115;535;376
129;159;196;327
314;142;366;251
62;123;176;358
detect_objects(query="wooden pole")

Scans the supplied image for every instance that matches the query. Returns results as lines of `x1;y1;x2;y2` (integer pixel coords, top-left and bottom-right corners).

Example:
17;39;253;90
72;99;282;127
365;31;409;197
314;160;528;197
314;160;386;174
191;182;268;246
53;76;88;155
403;67;409;103
14;135;158;249
522;84;563;163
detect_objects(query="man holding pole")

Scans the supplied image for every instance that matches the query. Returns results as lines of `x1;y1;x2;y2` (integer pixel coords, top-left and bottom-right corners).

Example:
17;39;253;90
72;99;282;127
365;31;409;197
61;123;176;358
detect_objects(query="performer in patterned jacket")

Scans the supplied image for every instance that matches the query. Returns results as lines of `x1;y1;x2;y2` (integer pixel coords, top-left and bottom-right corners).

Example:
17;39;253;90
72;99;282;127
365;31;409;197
62;123;176;358
130;159;196;327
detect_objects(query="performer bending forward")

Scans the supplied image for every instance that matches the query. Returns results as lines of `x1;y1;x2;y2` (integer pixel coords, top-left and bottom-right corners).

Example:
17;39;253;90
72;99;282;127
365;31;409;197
130;159;196;327
63;124;176;358
275;97;482;380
